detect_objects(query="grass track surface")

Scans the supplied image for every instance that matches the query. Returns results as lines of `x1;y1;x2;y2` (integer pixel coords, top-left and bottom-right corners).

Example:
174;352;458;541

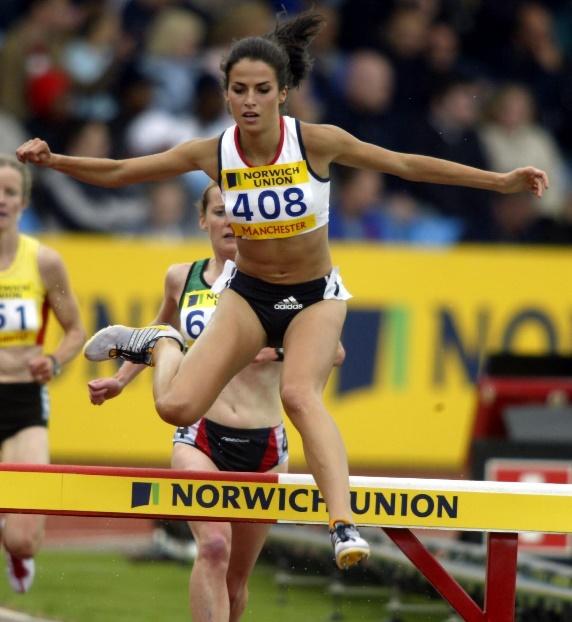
0;551;446;621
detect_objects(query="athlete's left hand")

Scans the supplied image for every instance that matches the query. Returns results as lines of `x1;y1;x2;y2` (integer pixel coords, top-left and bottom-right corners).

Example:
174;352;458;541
253;347;283;364
28;355;56;383
88;377;124;405
501;167;549;197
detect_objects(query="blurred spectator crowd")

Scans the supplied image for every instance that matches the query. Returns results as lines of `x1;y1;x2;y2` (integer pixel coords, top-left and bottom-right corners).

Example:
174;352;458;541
1;0;572;245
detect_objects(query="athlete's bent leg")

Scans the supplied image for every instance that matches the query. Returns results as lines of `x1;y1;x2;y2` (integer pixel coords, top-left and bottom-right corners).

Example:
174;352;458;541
2;427;48;592
281;301;350;520
226;522;272;622
153;290;266;427
226;462;287;622
172;444;233;621
281;301;369;568
188;520;232;622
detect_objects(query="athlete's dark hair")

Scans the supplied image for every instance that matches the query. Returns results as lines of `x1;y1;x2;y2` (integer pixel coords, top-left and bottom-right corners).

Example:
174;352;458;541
196;180;220;217
221;11;325;90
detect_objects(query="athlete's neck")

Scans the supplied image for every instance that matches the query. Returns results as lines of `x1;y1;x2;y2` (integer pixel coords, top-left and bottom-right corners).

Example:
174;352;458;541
236;116;283;166
205;253;234;285
0;230;20;270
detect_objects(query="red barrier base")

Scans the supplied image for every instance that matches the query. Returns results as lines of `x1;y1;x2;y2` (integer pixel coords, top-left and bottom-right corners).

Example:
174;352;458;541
384;528;518;622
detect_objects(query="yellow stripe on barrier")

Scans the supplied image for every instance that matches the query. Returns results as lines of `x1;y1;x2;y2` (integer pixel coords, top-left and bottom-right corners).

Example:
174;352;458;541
2;466;572;533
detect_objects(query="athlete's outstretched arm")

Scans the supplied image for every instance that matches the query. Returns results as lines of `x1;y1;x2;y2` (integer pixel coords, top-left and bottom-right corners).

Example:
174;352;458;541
16;137;219;188
88;264;184;405
308;124;549;198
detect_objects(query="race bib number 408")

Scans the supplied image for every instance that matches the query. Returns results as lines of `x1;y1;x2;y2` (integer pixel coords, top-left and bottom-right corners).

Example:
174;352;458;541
222;161;317;239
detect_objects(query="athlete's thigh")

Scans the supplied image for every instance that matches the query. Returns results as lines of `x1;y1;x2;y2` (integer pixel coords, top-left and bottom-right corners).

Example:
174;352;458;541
171;442;218;471
169;289;267;411
171;443;232;544
2;428;48;544
282;300;347;390
2;427;49;464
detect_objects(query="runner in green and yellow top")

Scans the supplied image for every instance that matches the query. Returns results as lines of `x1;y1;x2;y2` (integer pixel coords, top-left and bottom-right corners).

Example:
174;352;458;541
17;10;548;569
87;182;294;621
0;155;85;592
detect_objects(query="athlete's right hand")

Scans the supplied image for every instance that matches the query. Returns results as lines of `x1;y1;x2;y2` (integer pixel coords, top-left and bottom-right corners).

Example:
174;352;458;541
88;377;124;405
16;138;53;167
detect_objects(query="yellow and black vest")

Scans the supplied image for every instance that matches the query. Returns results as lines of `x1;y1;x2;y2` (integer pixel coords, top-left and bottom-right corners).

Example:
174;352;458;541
0;235;49;348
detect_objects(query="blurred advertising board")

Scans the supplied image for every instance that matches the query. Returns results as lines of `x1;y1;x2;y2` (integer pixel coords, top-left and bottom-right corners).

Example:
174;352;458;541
40;237;572;471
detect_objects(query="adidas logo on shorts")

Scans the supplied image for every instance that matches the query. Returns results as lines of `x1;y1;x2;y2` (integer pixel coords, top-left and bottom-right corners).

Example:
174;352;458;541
274;296;303;310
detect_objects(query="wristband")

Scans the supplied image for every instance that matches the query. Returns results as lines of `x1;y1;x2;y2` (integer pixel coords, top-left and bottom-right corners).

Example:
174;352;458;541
47;354;62;377
275;347;284;362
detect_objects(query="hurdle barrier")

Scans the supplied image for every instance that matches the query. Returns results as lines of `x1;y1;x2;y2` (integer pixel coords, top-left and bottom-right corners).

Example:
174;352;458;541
3;464;572;621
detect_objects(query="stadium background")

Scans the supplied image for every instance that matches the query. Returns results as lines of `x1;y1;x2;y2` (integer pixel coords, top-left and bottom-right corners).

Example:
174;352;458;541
0;0;569;475
2;1;572;619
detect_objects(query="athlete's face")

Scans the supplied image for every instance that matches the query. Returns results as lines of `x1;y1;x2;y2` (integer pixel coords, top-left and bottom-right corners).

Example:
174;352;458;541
225;59;287;131
0;166;26;231
200;186;236;260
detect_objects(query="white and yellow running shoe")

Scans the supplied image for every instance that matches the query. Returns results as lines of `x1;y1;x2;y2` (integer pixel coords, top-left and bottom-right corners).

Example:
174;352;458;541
83;324;185;366
330;522;370;570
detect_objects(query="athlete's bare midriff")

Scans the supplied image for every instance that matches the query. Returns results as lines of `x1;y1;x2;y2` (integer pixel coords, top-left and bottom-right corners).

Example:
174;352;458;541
235;225;332;283
0;345;43;382
204;361;282;429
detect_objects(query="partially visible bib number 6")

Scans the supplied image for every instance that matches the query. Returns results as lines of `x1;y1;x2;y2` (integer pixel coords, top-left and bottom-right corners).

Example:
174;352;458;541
182;306;217;343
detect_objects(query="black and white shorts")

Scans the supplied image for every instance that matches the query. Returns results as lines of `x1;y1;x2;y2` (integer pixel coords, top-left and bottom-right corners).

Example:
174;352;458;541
0;382;49;445
173;419;288;472
212;261;351;346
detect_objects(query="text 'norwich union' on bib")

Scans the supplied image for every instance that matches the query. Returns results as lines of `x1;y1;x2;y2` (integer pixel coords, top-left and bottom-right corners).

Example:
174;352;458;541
219;116;330;240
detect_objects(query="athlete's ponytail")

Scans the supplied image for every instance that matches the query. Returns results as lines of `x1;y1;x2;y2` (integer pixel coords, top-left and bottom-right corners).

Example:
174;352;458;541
267;11;324;88
221;10;325;90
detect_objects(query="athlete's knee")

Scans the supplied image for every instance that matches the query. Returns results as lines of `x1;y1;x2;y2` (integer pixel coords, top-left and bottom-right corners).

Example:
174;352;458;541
280;383;320;422
196;532;231;569
4;531;41;559
155;396;199;427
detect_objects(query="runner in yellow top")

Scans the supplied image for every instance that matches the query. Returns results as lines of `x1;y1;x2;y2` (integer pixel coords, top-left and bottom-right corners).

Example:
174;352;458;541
0;155;85;592
16;11;548;569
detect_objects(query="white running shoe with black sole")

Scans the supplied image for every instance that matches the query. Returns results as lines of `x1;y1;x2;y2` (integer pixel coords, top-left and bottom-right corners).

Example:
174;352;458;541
83;324;185;366
330;522;370;570
6;553;35;593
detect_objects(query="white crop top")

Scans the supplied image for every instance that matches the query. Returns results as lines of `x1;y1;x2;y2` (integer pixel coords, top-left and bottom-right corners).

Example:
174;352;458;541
218;116;330;240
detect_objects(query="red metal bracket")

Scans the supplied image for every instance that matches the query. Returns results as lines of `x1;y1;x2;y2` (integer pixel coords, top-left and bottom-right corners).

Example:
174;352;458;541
384;528;518;621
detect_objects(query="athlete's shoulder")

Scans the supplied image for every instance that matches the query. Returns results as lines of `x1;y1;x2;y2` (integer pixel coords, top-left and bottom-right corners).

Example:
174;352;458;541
37;242;63;272
15;234;42;271
298;121;348;154
165;262;192;290
37;243;69;290
18;233;39;251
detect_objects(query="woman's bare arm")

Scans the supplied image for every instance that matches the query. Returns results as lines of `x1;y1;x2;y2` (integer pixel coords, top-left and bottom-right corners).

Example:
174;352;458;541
16;137;219;188
305;123;549;198
30;246;86;382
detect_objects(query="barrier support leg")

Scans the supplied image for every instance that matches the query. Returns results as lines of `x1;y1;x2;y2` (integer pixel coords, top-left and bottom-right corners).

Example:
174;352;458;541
484;532;518;622
384;528;518;622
